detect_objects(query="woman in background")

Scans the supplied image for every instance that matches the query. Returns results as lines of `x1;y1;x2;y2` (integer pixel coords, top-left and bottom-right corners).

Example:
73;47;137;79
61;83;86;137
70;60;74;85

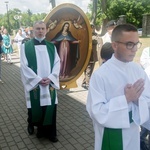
14;29;26;57
2;28;13;64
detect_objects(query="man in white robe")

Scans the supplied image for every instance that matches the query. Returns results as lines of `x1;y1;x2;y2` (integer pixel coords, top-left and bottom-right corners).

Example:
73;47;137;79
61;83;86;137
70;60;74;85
87;24;150;150
14;29;26;57
140;47;150;70
20;21;60;142
140;47;150;150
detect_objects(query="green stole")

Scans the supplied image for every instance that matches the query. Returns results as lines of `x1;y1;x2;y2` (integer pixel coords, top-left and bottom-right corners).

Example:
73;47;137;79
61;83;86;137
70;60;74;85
102;111;133;150
25;39;55;126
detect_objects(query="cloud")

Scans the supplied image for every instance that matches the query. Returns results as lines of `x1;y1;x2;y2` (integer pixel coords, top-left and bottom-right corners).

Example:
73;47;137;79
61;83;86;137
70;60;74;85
1;0;90;14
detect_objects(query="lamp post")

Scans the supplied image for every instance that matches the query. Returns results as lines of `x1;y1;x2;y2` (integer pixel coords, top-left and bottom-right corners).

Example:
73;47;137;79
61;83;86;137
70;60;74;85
14;15;22;28
5;1;10;34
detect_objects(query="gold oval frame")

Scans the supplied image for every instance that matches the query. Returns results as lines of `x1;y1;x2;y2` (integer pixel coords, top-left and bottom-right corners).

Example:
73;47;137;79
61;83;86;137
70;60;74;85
44;3;92;89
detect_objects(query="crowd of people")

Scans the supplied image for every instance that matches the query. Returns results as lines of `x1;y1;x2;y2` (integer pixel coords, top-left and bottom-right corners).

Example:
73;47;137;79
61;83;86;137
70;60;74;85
0;25;33;84
0;20;150;150
0;26;14;84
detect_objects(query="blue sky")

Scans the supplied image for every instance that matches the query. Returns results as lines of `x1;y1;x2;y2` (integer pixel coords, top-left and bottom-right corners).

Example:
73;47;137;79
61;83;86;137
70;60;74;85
1;0;91;14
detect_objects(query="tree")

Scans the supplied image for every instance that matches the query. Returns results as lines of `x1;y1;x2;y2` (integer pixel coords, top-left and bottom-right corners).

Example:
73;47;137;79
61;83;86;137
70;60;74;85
9;9;22;30
88;0;150;35
0;9;47;34
106;0;150;27
90;0;98;25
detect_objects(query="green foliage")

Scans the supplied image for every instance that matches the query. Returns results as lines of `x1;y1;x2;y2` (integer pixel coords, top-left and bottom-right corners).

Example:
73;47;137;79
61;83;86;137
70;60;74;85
0;8;47;34
89;0;150;28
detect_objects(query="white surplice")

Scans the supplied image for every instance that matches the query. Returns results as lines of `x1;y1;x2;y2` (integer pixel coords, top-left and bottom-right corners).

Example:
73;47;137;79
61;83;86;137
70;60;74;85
101;32;111;45
140;47;150;69
86;55;150;150
20;43;60;108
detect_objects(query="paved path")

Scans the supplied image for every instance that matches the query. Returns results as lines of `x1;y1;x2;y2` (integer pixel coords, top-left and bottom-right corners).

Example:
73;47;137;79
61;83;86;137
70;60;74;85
0;53;95;150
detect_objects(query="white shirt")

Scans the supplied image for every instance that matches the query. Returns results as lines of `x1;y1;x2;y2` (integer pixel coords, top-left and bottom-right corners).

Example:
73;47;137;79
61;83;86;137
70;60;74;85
140;47;150;69
14;33;26;42
14;33;25;50
101;32;111;44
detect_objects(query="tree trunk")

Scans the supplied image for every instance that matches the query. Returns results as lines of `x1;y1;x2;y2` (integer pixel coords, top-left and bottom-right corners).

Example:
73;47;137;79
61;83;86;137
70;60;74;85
91;0;98;25
49;0;56;8
101;0;108;35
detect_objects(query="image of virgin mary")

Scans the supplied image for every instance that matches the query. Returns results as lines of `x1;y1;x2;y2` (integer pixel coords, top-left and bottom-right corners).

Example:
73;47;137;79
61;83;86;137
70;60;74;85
51;22;79;79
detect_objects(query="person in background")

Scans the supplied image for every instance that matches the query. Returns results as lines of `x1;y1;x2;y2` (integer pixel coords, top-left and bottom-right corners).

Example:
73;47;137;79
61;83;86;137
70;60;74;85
25;27;33;39
140;47;150;150
21;30;34;44
20;27;27;38
14;29;26;57
20;20;60;142
0;26;5;60
100;42;114;64
2;28;13;64
1;26;5;34
82;24;98;90
0;33;3;83
140;47;150;69
98;20;116;65
101;20;116;45
86;24;150;150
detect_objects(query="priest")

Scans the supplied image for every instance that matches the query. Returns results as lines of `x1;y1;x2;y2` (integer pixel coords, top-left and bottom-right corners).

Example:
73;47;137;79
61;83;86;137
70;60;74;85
20;20;60;142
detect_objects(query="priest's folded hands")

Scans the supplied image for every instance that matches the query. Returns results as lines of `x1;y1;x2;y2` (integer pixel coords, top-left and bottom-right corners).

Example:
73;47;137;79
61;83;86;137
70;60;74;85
124;78;145;103
39;78;51;86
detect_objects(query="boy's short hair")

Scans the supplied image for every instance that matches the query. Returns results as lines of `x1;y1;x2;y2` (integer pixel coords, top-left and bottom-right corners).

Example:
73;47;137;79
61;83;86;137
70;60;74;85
111;24;137;42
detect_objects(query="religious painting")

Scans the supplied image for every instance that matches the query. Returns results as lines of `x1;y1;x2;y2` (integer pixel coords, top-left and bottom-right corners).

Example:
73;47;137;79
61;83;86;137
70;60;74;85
44;3;92;89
